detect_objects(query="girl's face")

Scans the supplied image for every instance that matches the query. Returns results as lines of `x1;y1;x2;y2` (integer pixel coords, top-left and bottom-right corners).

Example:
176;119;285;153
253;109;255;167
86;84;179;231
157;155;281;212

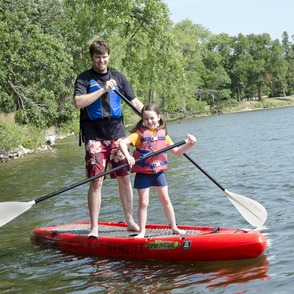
143;110;161;130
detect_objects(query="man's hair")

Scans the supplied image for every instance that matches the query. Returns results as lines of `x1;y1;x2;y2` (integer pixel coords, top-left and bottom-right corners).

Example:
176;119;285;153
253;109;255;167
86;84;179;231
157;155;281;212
89;40;110;56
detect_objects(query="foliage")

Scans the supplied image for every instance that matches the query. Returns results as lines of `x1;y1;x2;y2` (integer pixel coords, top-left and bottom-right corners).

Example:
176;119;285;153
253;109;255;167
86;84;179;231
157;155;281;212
1;0;294;139
0;0;74;128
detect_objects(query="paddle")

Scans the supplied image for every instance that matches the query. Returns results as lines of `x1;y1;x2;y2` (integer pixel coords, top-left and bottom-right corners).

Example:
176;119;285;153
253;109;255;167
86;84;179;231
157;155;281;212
182;154;267;228
0;140;186;228
115;89;267;228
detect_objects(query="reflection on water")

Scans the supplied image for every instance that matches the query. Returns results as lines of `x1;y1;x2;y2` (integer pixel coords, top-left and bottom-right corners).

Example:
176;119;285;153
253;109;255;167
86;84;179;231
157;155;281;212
89;255;270;292
40;249;270;293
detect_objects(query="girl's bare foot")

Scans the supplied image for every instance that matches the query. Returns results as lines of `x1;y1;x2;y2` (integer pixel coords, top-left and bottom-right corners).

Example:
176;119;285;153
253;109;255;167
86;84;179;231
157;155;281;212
172;228;186;235
134;232;145;238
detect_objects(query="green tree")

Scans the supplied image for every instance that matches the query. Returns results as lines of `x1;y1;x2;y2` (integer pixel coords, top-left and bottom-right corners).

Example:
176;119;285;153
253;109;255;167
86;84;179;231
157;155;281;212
63;0;187;114
269;39;288;97
173;20;210;111
282;31;294;95
0;0;74;128
200;34;232;107
246;33;272;100
228;34;250;102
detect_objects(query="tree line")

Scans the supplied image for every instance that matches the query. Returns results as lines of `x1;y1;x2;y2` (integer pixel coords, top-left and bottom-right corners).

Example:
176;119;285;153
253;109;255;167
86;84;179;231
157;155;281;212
1;0;294;129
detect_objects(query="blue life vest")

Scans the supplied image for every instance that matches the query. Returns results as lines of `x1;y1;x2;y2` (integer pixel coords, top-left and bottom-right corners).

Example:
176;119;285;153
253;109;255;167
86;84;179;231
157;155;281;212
86;79;122;119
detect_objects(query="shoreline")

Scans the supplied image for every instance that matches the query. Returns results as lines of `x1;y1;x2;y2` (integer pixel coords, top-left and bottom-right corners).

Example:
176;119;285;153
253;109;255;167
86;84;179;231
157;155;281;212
167;96;294;121
1;97;294;162
0;131;75;162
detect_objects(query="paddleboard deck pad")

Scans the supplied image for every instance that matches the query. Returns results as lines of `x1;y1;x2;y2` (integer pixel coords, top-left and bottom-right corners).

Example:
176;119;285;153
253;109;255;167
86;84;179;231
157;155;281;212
31;222;267;261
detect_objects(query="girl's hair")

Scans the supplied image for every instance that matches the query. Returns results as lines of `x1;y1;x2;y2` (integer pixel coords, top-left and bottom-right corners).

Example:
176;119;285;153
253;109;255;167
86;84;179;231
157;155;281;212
130;104;167;134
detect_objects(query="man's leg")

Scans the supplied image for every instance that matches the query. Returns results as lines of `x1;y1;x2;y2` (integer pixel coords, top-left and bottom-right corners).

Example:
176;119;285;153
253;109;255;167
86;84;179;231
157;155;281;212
117;175;140;231
85;139;108;237
88;178;103;237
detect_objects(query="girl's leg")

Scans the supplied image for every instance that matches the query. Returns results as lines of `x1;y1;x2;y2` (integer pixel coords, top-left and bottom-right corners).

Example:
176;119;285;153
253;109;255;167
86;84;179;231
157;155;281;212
155;186;186;235
135;188;150;238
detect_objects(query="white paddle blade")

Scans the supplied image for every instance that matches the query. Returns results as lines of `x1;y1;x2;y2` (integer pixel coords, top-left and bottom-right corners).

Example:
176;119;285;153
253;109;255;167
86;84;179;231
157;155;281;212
224;189;267;228
0;201;35;227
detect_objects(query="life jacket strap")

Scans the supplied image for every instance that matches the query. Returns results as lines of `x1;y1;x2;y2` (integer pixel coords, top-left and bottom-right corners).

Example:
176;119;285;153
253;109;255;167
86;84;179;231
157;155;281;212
141;136;166;147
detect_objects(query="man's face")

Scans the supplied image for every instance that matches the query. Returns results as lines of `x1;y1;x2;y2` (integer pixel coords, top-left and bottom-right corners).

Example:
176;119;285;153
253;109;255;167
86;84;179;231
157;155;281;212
91;52;110;73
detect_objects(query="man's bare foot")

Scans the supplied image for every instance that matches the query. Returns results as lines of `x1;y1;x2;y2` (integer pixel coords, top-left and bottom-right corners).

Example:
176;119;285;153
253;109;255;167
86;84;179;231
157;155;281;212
134;232;145;238
127;222;140;232
172;228;186;235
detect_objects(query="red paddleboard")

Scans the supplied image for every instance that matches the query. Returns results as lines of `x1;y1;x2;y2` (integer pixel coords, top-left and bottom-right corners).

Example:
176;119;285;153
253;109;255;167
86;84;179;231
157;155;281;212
31;222;266;262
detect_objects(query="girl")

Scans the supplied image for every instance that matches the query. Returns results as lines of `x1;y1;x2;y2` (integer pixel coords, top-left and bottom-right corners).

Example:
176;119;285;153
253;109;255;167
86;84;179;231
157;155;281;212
119;104;196;238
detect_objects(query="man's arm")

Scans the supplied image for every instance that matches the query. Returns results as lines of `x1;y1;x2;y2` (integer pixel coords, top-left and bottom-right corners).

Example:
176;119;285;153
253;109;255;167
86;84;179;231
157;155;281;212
131;98;144;114
74;80;117;109
74;88;105;109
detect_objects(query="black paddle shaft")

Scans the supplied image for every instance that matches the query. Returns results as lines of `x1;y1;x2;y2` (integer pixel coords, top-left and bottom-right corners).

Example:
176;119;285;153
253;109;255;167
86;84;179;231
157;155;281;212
113;89;141;116
183;153;225;191
34;140;186;204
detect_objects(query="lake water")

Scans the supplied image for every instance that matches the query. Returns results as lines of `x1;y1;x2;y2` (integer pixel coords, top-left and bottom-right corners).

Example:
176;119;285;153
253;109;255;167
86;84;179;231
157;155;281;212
0;106;293;293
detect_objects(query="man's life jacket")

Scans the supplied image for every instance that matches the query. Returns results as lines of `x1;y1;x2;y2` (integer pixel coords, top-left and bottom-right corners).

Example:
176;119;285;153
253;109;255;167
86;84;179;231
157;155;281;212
131;128;168;174
86;80;121;120
79;69;121;145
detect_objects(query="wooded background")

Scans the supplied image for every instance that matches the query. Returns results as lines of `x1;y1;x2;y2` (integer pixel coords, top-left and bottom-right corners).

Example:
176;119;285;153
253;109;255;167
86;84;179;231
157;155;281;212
1;0;294;129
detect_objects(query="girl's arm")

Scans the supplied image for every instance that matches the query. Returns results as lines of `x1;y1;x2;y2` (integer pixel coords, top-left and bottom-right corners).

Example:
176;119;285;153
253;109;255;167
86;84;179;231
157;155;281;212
119;138;136;166
169;134;196;156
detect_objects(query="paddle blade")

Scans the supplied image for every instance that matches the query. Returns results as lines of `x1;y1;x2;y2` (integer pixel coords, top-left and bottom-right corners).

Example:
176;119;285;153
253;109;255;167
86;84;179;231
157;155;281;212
224;189;267;228
0;201;35;227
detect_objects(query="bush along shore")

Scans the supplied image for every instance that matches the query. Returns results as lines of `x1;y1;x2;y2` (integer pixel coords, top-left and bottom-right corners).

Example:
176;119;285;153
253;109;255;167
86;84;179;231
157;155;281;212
0;116;75;162
1;96;294;162
0;126;75;162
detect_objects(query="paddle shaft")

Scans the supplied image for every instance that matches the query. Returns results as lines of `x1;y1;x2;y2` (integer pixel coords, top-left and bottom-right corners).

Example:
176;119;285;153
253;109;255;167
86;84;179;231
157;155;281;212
113;89;141;116
34;140;186;204
183;153;225;191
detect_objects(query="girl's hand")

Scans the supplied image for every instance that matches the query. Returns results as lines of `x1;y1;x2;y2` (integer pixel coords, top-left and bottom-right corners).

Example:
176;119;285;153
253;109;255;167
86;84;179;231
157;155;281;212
126;155;135;167
186;134;196;145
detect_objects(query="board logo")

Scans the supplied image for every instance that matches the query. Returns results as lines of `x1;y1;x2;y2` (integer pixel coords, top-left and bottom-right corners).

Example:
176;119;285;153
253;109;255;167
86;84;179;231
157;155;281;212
146;240;180;250
182;240;192;250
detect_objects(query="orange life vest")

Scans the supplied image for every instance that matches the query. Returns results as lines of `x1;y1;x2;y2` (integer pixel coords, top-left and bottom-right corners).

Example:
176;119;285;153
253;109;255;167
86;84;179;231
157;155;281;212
131;127;168;174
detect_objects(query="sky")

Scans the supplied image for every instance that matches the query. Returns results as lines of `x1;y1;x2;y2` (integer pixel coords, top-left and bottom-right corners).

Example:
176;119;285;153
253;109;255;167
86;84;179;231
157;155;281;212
164;0;293;41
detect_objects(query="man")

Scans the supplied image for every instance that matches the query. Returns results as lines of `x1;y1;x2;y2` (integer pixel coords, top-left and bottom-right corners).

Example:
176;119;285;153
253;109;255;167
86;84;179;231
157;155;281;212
74;40;143;237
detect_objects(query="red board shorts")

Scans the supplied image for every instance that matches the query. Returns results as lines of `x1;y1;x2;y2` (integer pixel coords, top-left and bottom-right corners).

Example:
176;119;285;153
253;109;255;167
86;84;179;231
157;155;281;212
85;138;129;180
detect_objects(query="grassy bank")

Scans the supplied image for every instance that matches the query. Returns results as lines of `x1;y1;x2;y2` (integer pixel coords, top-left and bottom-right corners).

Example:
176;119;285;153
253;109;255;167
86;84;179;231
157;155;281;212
1;96;294;161
0;113;46;151
0;113;77;160
221;96;294;113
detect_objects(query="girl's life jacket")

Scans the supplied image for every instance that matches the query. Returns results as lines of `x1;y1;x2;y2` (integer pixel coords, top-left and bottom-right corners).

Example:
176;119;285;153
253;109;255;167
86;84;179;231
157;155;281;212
131;127;168;174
